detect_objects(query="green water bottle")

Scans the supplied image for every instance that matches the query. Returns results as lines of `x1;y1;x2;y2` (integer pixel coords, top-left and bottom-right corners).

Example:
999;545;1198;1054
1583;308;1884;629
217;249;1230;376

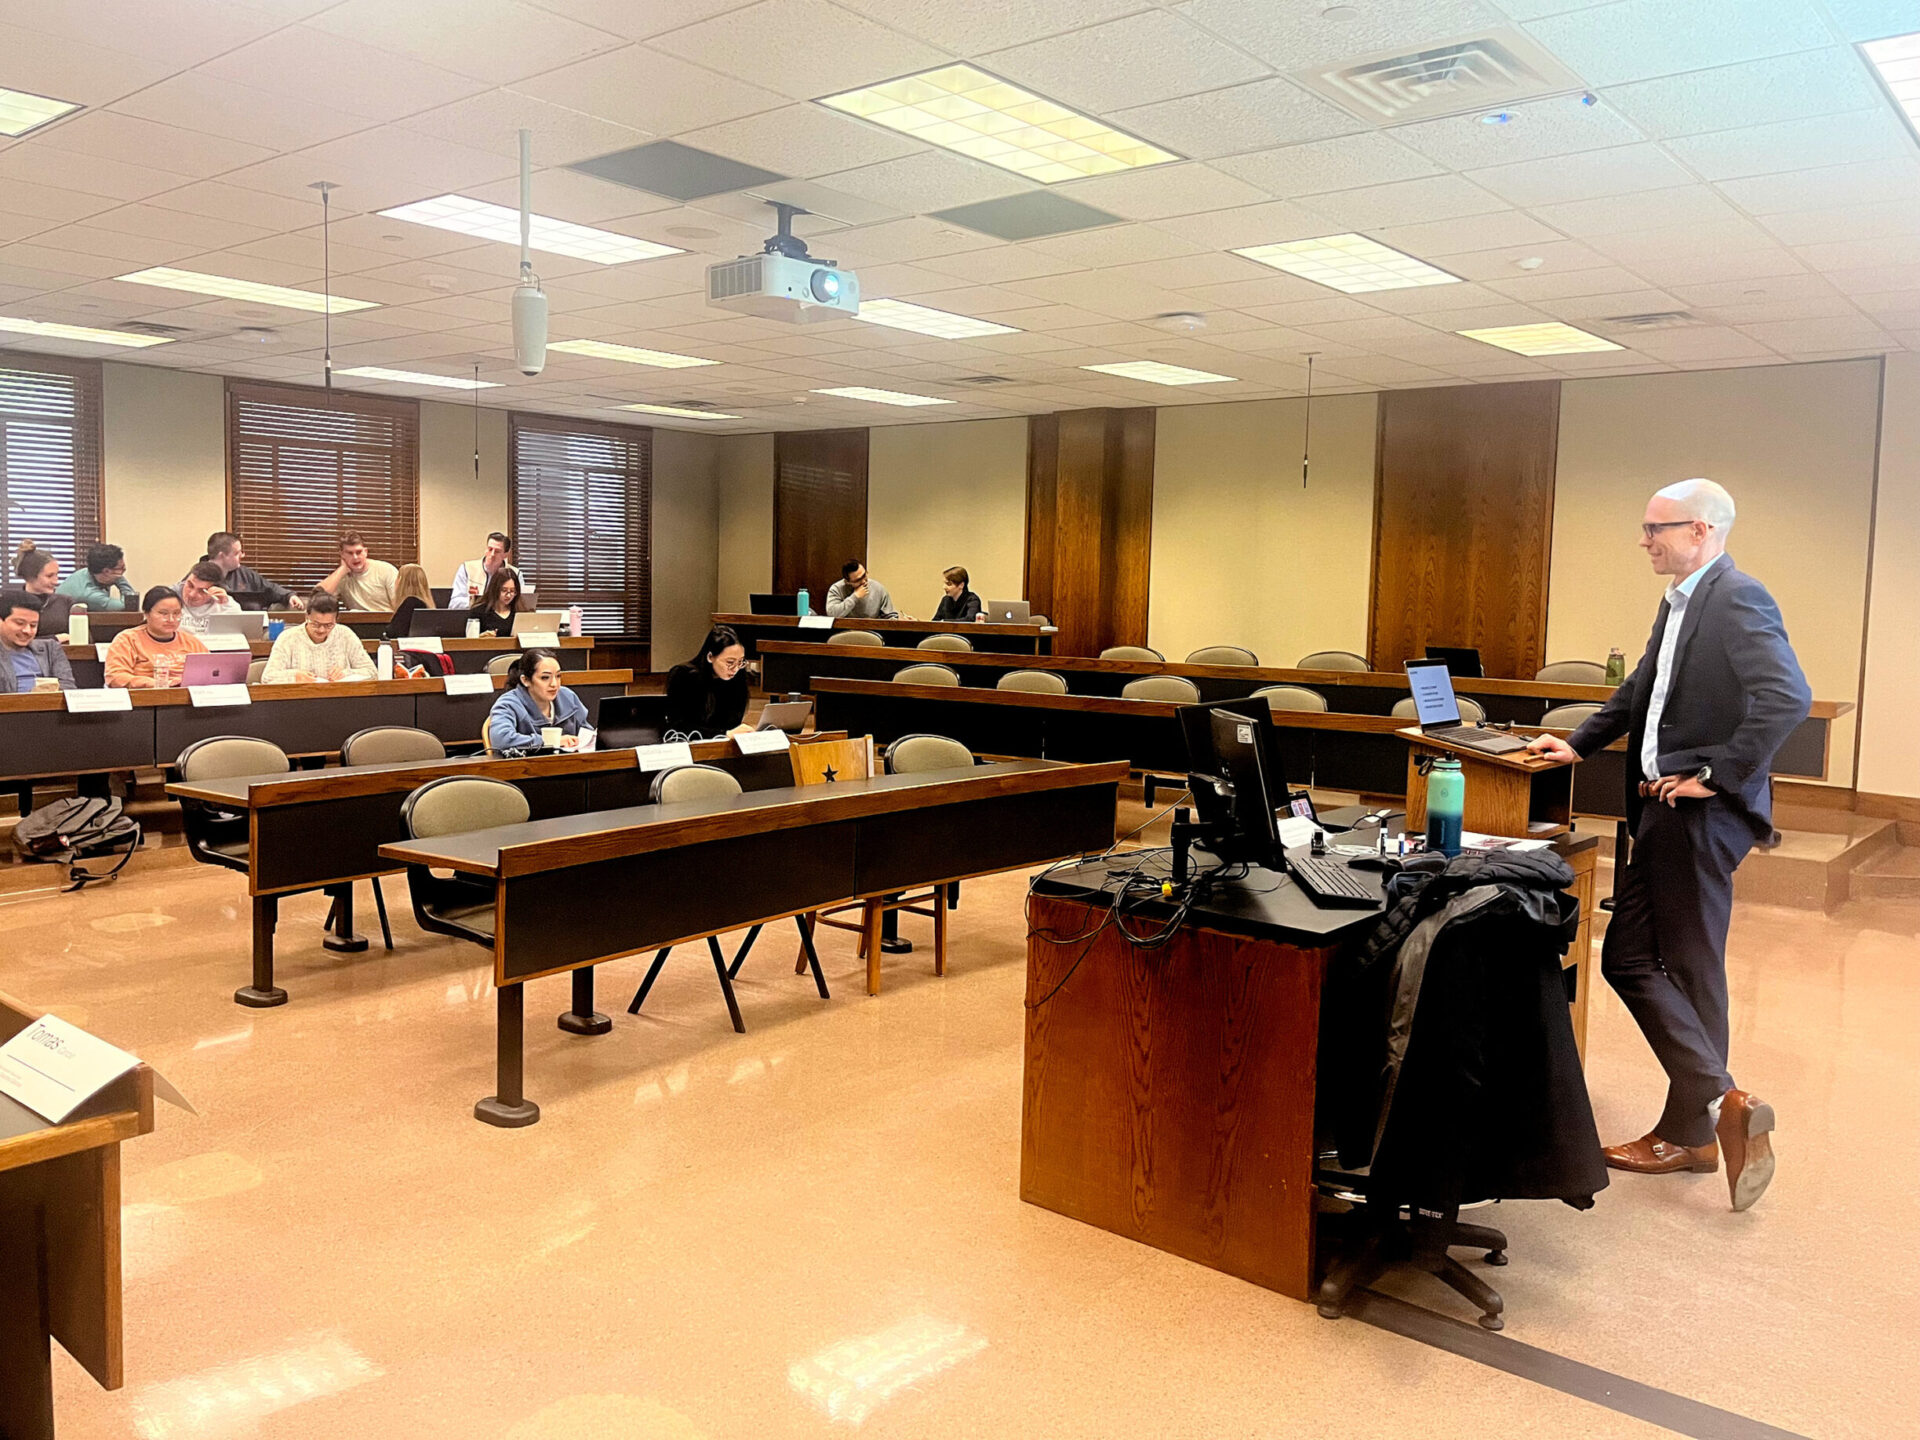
1605;647;1625;686
1425;756;1465;858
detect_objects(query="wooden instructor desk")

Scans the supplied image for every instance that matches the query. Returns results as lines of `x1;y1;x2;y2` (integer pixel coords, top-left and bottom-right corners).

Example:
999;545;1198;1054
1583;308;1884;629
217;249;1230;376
714;613;1054;657
165;733;848;1007
379;758;1127;1126
0;994;156;1440
63;634;595;686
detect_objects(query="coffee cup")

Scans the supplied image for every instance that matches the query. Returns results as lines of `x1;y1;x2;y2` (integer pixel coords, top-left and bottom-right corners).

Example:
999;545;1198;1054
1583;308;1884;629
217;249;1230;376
33;676;60;693
539;726;563;749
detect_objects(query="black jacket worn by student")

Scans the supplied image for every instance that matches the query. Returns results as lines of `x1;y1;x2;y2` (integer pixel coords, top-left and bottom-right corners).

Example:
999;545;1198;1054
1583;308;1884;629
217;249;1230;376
932;588;982;623
664;662;749;740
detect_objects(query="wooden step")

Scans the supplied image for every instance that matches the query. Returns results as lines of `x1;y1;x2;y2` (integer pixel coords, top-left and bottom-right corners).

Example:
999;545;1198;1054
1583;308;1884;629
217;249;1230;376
1847;845;1920;902
1735;815;1900;910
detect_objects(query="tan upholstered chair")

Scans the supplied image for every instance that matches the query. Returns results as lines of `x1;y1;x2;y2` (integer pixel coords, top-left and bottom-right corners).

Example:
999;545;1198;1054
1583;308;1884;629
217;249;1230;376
884;734;975;773
1298;650;1370;671
1100;645;1163;662
485;653;519;676
827;629;886;647
1122;675;1201;702
341;726;446;767
917;633;973;652
1541;702;1602;730
176;736;289;872
247;658;268;684
1186;645;1259;666
398;776;531;948
997;669;1068;694
1253;684;1329;712
1536;660;1608;685
893;662;961;686
1030;614;1050;626
652;763;742;805
1393;694;1487;723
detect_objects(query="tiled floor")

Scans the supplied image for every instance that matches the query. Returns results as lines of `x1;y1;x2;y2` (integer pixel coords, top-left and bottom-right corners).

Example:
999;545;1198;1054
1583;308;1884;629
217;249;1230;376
11;826;1918;1439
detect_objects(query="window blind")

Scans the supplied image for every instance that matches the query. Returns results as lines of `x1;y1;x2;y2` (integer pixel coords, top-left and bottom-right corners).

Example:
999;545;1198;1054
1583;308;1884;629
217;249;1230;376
226;381;419;590
509;413;651;638
0;353;103;574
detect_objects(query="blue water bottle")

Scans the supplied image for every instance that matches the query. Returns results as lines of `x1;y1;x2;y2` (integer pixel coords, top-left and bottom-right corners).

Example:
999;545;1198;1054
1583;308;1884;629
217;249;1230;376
267;619;285;640
1425;756;1465;858
796;587;810;617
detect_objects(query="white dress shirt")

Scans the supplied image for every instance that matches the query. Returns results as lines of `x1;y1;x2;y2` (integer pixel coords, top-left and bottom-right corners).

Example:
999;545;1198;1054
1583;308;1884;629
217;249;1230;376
1640;563;1710;782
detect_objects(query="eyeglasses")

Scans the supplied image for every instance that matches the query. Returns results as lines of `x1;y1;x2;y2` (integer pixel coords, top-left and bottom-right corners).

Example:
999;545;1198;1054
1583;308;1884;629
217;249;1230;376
1641;520;1705;539
712;656;744;673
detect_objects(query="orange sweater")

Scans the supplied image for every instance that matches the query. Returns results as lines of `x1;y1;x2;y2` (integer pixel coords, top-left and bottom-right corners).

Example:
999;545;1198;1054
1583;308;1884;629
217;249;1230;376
104;626;208;687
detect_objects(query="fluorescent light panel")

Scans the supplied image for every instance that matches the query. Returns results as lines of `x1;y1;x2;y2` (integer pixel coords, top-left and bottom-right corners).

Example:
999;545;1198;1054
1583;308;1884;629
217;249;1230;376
812;386;953;407
617;403;742;420
116;267;378;314
1863;32;1920;137
379;195;683;265
820;64;1178;185
1456;322;1622;355
853;298;1018;339
1082;360;1235;386
0;86;80;137
336;366;500;389
549;339;717;368
0;317;172;348
1233;233;1461;294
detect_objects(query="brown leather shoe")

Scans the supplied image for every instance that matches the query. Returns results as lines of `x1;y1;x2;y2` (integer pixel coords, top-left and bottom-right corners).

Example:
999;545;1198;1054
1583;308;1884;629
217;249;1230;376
1715;1089;1776;1212
1602;1132;1719;1174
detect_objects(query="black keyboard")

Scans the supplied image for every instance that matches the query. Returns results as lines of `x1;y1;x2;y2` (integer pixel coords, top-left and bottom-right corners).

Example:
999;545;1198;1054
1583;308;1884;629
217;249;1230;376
1426;724;1528;754
1290;856;1382;908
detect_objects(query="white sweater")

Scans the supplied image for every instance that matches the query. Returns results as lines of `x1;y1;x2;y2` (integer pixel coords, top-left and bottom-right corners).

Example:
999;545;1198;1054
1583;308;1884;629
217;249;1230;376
262;624;377;683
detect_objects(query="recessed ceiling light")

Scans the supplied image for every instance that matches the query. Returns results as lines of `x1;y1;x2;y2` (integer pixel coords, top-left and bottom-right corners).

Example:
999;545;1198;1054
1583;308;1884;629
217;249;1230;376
616;403;742;420
0;317;173;348
853;299;1018;340
1233;234;1461;294
116;267;379;314
0;87;80;137
1081;360;1235;386
811;386;954;407
378;195;682;265
548;339;718;369
1456;322;1622;355
820;64;1179;185
1862;32;1920;139
335;366;500;389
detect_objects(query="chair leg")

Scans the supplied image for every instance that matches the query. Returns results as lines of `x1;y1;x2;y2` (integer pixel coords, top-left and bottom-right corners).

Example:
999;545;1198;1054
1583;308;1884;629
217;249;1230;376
708;935;746;1034
371;877;393;951
726;924;763;980
864;900;884;996
1317;1229;1391;1320
1434;1256;1505;1331
933;883;949;977
794;915;829;1000
627;948;671;1015
793;912;816;975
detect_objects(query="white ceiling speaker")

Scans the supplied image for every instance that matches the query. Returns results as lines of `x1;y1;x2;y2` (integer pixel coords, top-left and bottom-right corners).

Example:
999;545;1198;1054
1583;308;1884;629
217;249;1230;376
512;129;547;377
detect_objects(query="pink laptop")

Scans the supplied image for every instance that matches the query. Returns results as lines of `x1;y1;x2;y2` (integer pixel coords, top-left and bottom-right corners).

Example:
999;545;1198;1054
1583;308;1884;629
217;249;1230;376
180;652;250;688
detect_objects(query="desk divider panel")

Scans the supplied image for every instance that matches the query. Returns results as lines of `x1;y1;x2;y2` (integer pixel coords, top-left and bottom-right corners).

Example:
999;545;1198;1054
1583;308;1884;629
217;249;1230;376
0;708;155;780
156;691;420;765
853;784;1117;897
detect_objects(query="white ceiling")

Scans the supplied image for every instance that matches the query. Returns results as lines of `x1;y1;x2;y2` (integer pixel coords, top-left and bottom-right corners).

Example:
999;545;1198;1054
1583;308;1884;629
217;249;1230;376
3;0;1917;430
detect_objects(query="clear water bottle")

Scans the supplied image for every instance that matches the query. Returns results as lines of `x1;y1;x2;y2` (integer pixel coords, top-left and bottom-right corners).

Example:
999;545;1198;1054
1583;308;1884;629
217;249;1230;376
1425;756;1465;858
1605;647;1626;686
465;617;480;639
568;604;583;637
376;641;394;681
796;587;810;617
68;603;88;646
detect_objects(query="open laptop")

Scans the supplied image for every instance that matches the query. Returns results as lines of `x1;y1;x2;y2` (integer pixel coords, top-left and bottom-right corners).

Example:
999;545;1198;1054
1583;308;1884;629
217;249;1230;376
982;598;1031;624
206;611;266;639
512;610;568;636
1424;644;1484;678
595;695;671;750
1404;661;1528;755
750;593;800;616
181;652;250;688
408;608;474;638
757;698;813;734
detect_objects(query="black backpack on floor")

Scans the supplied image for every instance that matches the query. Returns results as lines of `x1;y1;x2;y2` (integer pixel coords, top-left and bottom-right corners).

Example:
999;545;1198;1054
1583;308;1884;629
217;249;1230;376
11;796;143;890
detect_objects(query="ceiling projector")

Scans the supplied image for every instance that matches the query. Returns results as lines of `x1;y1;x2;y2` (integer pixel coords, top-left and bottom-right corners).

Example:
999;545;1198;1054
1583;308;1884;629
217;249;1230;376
707;201;858;323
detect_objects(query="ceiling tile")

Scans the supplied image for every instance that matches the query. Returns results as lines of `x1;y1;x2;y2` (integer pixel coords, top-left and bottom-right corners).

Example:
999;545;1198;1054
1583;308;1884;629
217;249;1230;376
1820;0;1920;43
1007;271;1198;321
1364;281;1531;315
1663;111;1915;182
25;112;277;180
830;0;1151;53
0;180;122;226
1148;199;1336;251
514;45;788;135
1717;160;1920;217
982;11;1270;114
1179;274;1352;309
1467;142;1694;207
1545;288;1687;320
144;181;324;232
1392;93;1646;169
5;0;286;69
21;224;198;267
650;0;948;101
1522;0;1833;88
110;72;375;153
0;145;189;202
1301;175;1509;230
1528;184;1740;236
816;153;1039;214
677;105;924;179
0;20;177;107
1180;0;1510;71
1737;314;1892;352
307;0;625;84
1052;164;1272;221
1794;235;1920;272
1417;239;1613;279
398;92;653;168
201;25;490;123
1109;79;1363;164
830;217;1003;265
1366;210;1564;257
1756;200;1920;247
1600;48;1884;139
917;246;1081;284
1629;247;1810;287
1024;223;1203;268
522;0;757;40
1215;133;1441;196
1582;218;1778;265
222;131;518;213
1827;263;1920;297
1484;265;1656;301
1104;251;1272;289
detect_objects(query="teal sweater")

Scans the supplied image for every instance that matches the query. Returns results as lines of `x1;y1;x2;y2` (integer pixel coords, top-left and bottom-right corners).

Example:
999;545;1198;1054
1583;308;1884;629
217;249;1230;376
54;570;138;611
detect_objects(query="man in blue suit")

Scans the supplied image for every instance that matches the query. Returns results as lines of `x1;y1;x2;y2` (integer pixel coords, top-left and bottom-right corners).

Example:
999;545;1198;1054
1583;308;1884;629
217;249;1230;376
1529;479;1809;1212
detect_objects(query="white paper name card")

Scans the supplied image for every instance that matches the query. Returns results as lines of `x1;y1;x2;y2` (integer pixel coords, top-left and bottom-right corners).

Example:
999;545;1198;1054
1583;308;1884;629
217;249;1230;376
734;729;790;754
408;636;444;654
95;642;114;663
0;1013;141;1123
518;631;559;649
443;672;494;697
1276;815;1319;850
201;631;251;652
189;684;252;708
635;741;694;771
797;615;834;630
65;688;133;713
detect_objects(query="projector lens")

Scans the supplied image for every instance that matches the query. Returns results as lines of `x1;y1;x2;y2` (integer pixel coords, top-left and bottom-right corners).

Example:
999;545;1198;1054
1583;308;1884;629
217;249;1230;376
810;269;841;303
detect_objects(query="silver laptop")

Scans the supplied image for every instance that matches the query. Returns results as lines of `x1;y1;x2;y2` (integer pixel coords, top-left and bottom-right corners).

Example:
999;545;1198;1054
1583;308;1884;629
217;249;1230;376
983;598;1031;624
512;610;568;636
1404;661;1527;755
206;611;267;639
757;699;814;734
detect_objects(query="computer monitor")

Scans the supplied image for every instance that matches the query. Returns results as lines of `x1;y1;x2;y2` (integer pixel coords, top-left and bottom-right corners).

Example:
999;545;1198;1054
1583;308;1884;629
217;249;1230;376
1179;699;1289;869
595;695;670;750
750;593;800;616
1424;644;1483;678
408;608;473;638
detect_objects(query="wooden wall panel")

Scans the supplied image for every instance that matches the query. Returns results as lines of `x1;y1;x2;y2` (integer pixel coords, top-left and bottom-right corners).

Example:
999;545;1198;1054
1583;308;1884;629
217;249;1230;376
773;428;868;599
1369;381;1560;680
1025;409;1154;657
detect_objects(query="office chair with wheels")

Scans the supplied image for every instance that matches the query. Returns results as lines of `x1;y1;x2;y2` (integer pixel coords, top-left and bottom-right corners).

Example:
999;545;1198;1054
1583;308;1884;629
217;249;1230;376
626;765;831;1028
917;633;972;652
1186;645;1259;666
893;662;961;686
1122;675;1201;702
1314;1176;1511;1330
1100;645;1163;662
997;669;1067;694
1392;694;1488;723
1252;684;1328;712
826;629;886;647
1299;650;1370;671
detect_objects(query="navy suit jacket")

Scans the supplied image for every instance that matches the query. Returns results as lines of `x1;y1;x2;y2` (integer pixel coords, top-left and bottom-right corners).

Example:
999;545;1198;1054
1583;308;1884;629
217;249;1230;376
1568;554;1810;841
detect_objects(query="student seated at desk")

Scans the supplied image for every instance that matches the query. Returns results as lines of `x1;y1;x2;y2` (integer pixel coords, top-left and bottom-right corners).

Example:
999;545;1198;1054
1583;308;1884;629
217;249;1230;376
55;543;138;611
488;648;588;751
262;591;376;683
473;568;527;637
105;587;207;688
178;563;241;636
384;563;436;639
204;531;302;610
314;531;399;612
825;558;909;620
664;625;754;740
933;565;982;623
0;591;76;693
14;542;74;637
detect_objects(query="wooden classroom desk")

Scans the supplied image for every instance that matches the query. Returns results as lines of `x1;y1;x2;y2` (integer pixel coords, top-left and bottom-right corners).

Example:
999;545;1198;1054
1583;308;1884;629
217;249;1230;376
0;993;156;1440
62;634;595;686
165;732;849;1007
379;758;1127;1126
714;612;1053;657
84;608;397;641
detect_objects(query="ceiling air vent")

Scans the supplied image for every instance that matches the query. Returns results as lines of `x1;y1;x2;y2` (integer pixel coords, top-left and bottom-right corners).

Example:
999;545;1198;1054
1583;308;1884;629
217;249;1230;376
1294;29;1585;126
1599;311;1703;330
116;320;194;337
946;374;1020;386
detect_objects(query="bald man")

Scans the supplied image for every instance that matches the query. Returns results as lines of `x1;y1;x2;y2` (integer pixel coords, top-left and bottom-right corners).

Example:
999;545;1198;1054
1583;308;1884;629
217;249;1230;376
1528;479;1809;1211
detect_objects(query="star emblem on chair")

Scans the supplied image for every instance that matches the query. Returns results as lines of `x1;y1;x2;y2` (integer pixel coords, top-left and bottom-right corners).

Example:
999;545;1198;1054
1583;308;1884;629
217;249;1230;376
821;765;838;783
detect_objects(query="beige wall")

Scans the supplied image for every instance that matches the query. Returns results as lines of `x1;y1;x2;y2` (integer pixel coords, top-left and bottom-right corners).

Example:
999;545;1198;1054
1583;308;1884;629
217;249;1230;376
101;363;225;589
1859;354;1919;798
651;427;721;667
868;418;1027;620
1149;393;1378;667
1551;360;1880;785
714;433;774;614
418;399;509;590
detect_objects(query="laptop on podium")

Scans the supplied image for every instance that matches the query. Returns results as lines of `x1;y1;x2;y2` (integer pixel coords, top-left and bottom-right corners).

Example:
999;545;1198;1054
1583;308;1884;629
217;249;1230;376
1404;660;1528;755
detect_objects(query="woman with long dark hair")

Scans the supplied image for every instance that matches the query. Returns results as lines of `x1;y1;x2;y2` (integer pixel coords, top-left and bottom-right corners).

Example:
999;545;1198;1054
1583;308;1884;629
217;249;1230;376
473;567;528;637
486;647;588;751
664;625;753;740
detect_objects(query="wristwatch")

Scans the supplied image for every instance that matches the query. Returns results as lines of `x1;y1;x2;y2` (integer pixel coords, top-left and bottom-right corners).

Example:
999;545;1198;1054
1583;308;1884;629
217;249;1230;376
1694;764;1716;791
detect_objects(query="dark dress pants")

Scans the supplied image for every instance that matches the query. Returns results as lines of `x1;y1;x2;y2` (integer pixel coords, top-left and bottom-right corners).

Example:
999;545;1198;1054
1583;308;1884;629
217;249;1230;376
1601;796;1753;1147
